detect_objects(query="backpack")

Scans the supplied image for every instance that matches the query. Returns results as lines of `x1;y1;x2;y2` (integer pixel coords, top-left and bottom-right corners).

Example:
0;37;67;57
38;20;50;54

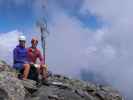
28;64;39;82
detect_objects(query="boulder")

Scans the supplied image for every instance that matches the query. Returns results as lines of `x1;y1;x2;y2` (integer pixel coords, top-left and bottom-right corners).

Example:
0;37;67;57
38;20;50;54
0;71;25;100
0;61;124;100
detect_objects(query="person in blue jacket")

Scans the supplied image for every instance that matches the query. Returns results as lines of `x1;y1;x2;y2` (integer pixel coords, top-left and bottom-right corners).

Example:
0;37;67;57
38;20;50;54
13;35;30;80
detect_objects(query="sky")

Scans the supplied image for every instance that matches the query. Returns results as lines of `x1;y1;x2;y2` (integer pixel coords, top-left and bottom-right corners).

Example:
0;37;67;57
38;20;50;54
0;0;133;99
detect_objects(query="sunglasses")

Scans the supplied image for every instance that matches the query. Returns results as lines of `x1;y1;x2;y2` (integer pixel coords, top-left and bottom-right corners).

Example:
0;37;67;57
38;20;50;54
19;40;26;42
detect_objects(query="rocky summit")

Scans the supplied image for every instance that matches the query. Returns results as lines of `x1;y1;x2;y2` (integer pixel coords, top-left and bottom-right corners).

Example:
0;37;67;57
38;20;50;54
0;60;124;100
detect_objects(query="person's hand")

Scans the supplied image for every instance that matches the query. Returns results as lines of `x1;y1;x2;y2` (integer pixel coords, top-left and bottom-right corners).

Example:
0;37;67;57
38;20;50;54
41;64;48;69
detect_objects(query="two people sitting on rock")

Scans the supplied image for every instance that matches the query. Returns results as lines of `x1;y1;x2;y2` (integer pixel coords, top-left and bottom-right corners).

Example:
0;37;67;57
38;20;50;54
13;35;47;81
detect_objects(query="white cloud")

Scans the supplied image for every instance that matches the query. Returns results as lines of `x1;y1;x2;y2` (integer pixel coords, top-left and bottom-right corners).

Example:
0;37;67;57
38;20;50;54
0;0;132;99
80;0;133;99
46;12;92;77
0;30;23;65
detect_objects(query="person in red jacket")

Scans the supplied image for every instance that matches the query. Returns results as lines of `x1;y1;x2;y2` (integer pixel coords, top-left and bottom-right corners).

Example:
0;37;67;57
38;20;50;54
27;37;47;80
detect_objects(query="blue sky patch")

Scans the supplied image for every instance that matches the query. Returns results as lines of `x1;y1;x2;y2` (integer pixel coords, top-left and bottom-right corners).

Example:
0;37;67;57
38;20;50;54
0;0;104;32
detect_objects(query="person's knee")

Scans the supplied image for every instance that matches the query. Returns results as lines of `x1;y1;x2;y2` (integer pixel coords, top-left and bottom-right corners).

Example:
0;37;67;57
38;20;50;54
23;64;30;69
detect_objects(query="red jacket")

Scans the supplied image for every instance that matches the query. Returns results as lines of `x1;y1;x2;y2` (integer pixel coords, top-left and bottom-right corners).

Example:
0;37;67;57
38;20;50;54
27;47;44;64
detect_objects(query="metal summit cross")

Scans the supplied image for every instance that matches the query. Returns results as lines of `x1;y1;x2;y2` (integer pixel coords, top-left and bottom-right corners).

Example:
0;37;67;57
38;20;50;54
36;18;49;65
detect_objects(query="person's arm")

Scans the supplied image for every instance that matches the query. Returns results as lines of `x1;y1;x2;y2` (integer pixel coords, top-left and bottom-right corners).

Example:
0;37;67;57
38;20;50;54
38;50;44;64
27;48;34;64
13;48;18;64
24;48;29;64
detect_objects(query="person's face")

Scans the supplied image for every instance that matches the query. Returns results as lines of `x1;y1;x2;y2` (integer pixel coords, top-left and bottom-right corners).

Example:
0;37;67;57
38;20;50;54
19;40;26;47
32;42;38;48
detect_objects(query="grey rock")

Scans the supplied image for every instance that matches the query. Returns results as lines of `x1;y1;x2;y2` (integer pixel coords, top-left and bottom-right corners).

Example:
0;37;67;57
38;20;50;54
0;71;25;100
50;81;71;90
48;94;58;100
75;89;86;98
0;61;10;72
21;79;38;94
0;61;124;100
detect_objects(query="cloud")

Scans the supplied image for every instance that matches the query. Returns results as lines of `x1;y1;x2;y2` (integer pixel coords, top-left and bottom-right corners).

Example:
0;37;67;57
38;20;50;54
46;12;91;77
0;0;132;99
80;0;133;99
0;30;23;65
